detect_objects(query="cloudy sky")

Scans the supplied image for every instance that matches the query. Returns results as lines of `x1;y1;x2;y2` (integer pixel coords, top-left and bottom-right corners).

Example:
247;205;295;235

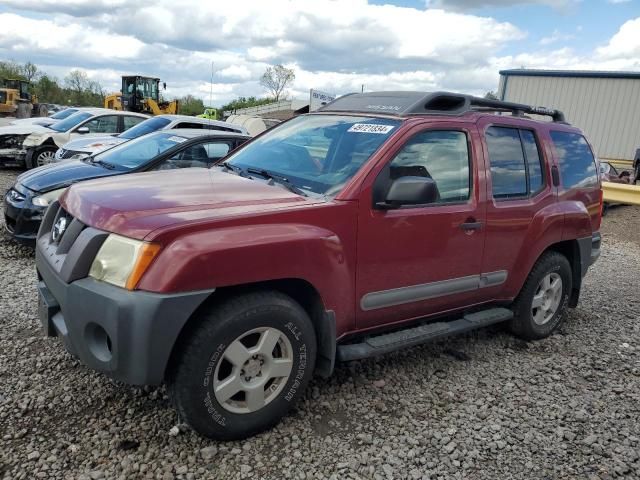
0;0;638;106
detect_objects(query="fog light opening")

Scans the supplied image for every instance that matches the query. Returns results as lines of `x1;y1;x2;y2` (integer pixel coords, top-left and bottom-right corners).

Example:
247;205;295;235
85;323;113;362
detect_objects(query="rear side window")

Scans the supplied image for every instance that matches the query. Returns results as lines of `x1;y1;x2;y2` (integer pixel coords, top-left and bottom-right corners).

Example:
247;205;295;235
550;131;597;189
486;126;545;199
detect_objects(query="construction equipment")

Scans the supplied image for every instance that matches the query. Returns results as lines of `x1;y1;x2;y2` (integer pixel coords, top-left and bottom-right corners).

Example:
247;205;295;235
105;76;178;115
197;108;218;120
0;79;48;118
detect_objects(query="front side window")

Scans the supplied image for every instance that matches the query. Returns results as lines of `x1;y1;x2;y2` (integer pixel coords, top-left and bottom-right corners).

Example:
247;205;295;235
385;130;470;203
154;141;232;170
119;116;171;140
123;116;145;131
224;115;401;196
81;115;118;134
550;131;598;189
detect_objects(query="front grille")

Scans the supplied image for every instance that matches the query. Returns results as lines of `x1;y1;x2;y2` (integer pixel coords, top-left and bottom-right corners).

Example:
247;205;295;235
58;149;84;160
37;201;108;283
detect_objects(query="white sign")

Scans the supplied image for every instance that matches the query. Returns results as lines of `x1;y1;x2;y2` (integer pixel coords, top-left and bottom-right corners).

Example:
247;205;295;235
309;89;336;112
347;124;395;134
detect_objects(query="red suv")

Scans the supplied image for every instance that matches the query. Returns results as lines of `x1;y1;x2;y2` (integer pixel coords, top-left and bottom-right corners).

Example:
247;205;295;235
35;91;602;440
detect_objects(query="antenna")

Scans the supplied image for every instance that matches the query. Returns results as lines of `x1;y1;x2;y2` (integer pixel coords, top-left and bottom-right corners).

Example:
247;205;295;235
209;61;214;127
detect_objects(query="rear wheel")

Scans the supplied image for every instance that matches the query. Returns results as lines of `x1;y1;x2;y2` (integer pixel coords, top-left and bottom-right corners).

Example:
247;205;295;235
27;146;57;169
510;251;572;340
167;291;316;440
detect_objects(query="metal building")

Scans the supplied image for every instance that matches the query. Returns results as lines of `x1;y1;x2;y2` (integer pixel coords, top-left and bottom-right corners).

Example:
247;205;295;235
498;69;640;166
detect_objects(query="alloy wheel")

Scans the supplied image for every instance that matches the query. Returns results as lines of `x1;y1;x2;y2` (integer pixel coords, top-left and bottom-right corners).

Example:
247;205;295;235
531;272;563;325
213;327;293;414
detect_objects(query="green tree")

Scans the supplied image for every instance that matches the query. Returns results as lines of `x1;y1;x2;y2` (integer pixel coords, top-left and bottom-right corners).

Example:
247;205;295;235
220;96;274;113
260;65;295;102
178;94;205;116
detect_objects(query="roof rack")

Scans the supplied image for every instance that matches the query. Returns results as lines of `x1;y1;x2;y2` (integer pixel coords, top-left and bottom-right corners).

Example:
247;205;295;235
318;91;566;123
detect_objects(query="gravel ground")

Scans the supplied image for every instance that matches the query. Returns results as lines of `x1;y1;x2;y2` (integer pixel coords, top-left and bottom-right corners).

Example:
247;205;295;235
1;167;639;480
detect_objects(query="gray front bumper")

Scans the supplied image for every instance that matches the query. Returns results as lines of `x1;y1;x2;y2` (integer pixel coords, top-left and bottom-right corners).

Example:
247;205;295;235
35;203;213;385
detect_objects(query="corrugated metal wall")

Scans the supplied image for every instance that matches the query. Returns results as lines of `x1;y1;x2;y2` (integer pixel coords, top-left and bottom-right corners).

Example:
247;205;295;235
498;74;640;162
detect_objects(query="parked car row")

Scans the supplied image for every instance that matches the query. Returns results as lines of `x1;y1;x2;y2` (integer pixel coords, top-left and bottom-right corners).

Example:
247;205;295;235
5;91;603;442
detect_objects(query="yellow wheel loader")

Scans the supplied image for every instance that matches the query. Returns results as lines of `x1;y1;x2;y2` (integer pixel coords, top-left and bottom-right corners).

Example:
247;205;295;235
0;79;48;118
105;76;178;115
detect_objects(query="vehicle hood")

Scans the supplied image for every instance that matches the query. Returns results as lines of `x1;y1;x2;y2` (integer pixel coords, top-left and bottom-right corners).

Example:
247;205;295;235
62;169;325;240
10;117;56;127
16;160;117;193
0;124;49;136
62;135;125;152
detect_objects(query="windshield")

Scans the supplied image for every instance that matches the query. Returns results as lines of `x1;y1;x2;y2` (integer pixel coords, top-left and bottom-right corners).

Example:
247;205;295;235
49;112;93;132
50;108;78;120
92;131;188;170
119;116;171;140
224;114;400;196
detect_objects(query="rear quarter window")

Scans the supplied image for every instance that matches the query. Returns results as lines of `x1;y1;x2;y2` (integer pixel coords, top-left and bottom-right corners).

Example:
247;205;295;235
550;131;598;189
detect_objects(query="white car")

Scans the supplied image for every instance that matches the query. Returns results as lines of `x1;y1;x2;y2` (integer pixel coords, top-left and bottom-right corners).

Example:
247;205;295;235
54;114;250;162
9;108;85;128
20;108;148;168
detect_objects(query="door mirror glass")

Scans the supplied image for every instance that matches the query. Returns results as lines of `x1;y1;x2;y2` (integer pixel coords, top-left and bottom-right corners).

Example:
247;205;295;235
377;176;439;209
76;126;89;134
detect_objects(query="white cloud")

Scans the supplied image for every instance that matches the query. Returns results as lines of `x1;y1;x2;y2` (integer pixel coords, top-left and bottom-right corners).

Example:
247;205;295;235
0;2;638;106
539;29;575;45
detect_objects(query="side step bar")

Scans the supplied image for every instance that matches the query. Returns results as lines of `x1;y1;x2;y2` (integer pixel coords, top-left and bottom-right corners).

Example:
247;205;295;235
336;307;513;362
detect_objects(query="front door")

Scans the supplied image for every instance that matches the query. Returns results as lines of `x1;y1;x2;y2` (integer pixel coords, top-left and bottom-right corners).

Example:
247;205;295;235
355;125;488;330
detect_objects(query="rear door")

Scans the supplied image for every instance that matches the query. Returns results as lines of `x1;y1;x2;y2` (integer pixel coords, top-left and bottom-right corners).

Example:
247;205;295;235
477;119;556;298
355;123;488;329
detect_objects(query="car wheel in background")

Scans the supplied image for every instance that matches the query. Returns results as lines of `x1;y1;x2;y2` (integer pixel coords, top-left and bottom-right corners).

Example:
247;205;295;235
28;146;58;169
509;251;572;341
167;291;317;441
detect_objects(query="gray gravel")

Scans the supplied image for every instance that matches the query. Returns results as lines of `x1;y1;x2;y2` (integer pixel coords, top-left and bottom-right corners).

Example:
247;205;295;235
1;166;639;480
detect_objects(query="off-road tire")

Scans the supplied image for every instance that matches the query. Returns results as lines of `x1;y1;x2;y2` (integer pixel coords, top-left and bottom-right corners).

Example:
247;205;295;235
509;251;572;340
167;291;317;440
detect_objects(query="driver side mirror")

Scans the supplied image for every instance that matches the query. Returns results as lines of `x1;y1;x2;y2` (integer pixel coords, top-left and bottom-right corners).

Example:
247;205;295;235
76;126;89;134
376;176;439;209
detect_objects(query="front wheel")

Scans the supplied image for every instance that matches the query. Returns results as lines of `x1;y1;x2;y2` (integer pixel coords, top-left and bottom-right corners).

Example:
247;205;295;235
27;146;57;169
167;291;317;440
509;251;572;340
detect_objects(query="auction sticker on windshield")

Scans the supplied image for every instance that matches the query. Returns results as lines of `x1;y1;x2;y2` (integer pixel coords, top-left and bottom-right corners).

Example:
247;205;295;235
347;124;395;134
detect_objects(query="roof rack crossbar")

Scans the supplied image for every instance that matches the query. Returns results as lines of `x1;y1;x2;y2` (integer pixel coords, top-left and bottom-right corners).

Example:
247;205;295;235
467;96;566;123
319;91;566;123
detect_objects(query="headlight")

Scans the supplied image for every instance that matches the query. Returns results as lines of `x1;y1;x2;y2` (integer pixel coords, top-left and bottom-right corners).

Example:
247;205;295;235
89;234;161;290
32;187;67;207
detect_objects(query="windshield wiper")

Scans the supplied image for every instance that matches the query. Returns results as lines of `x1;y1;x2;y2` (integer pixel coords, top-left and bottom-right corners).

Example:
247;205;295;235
245;168;308;197
90;158;116;170
219;161;248;177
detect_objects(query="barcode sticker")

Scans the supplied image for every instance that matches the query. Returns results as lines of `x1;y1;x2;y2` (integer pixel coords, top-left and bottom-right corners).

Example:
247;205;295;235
347;124;395;134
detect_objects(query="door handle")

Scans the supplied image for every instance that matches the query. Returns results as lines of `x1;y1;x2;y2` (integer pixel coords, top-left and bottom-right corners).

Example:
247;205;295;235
460;221;483;231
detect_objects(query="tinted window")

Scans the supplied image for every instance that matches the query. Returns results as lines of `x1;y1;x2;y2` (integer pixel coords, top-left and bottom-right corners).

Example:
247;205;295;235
486;127;527;198
119;116;171;140
550;131;597;188
521;130;544;193
387;130;470;203
123;116;145;131
81;115;118;134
